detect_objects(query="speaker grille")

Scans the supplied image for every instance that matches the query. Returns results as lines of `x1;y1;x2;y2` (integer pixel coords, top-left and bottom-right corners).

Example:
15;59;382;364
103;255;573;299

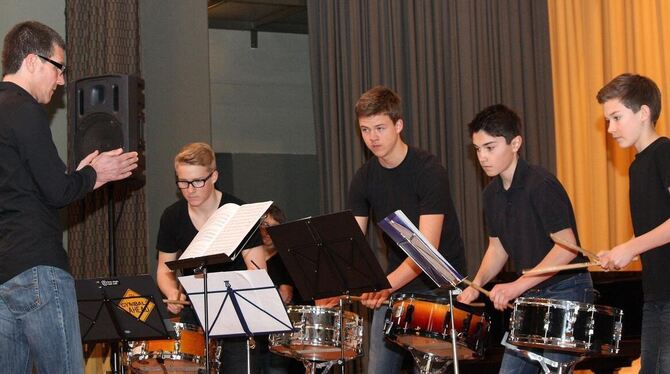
74;112;124;164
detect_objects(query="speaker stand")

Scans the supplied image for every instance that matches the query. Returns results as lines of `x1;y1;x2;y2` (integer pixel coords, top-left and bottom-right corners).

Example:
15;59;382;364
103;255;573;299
106;183;125;374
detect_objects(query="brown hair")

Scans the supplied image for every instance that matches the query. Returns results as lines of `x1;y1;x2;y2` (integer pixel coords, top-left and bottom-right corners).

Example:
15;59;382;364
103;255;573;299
355;86;403;123
596;73;662;125
174;142;216;170
2;21;65;76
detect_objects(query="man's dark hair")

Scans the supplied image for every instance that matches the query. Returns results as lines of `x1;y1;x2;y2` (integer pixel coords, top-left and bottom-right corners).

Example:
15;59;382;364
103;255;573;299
2;21;65;76
355;85;403;123
266;203;287;224
468;104;522;144
596;73;662;126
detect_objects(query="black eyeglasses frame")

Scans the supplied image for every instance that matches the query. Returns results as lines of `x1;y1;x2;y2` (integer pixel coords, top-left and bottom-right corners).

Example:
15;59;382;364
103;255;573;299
37;54;66;74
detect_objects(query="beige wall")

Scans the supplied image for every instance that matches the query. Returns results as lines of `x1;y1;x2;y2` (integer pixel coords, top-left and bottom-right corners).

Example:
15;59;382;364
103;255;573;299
140;0;212;272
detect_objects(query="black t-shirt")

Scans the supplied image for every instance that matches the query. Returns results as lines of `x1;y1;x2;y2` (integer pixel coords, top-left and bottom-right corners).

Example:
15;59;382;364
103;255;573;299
348;146;466;292
156;192;263;275
630;137;670;302
483;158;588;289
0;82;96;284
266;254;293;287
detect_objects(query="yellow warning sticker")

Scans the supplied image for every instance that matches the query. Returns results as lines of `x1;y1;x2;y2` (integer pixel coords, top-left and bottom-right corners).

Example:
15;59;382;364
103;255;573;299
119;289;155;322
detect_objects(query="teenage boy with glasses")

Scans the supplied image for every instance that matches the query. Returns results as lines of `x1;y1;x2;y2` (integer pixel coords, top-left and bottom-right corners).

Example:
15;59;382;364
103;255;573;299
156;142;268;373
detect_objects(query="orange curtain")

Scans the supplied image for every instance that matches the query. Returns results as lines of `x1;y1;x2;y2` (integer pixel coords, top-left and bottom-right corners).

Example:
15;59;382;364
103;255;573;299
548;0;670;270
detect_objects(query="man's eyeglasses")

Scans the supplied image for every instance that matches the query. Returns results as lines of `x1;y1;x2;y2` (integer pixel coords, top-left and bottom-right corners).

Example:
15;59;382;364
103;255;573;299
37;54;66;74
176;171;214;189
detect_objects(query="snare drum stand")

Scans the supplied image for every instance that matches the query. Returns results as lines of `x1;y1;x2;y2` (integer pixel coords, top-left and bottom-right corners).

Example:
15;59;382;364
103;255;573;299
300;296;350;374
501;332;584;374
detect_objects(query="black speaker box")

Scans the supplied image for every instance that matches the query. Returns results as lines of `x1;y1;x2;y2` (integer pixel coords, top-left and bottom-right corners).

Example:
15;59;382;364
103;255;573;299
70;74;145;183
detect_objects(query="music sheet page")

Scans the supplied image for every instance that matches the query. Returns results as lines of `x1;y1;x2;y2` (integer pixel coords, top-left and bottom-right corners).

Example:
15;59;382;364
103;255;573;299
179;201;273;259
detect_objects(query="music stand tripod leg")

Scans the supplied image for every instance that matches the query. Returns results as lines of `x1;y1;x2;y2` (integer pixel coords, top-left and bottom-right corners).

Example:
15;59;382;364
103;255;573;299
194;264;211;374
338;296;346;374
448;289;460;374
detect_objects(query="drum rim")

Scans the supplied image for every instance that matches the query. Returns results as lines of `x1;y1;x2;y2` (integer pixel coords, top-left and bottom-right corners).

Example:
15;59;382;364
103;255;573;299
286;304;360;319
388;334;480;358
389;293;488;315
515;297;623;315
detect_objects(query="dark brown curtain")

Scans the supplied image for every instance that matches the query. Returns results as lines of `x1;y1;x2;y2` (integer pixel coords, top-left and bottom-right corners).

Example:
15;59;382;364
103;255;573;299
65;0;147;279
308;0;555;276
308;1;555;371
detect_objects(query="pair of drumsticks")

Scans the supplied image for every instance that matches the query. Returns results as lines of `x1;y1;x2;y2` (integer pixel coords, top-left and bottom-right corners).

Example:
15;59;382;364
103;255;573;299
521;234;638;276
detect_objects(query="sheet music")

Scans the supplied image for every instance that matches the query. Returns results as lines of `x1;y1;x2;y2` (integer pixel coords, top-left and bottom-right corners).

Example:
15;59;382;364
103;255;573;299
179;270;293;337
179;201;273;260
379;210;464;288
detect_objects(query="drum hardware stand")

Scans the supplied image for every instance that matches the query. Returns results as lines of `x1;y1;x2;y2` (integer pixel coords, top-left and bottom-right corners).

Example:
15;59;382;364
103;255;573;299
501;332;584;374
408;348;450;374
303;360;336;374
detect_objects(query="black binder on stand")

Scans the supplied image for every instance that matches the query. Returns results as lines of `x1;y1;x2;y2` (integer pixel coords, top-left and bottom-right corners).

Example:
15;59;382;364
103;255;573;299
75;275;175;343
267;211;391;373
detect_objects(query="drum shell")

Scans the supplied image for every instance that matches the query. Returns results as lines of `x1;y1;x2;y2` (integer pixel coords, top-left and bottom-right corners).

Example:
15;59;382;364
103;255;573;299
269;305;363;362
126;322;206;364
384;293;489;359
508;297;623;354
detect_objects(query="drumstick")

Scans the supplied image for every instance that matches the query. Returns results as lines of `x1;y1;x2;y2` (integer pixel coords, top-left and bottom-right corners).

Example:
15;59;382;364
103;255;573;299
550;233;599;260
163;299;191;305
550;233;640;262
461;279;514;309
522;261;598;276
348;294;485;308
461;279;490;298
347;295;389;306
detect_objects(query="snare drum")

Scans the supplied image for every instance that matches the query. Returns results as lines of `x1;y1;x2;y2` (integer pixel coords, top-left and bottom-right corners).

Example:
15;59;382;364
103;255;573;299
508;297;623;354
126;321;206;371
384;294;490;359
269;305;363;362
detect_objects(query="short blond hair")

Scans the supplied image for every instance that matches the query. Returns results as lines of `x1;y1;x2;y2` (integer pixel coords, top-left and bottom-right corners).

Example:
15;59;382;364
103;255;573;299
174;142;216;170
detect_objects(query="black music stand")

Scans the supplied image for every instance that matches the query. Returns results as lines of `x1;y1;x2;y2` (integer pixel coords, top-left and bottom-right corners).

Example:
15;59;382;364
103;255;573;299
179;269;293;374
267;210;390;301
267;210;391;372
76;275;175;373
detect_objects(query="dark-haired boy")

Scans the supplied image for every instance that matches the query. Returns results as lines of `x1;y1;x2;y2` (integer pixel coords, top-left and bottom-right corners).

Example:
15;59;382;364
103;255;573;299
596;73;670;373
457;104;592;373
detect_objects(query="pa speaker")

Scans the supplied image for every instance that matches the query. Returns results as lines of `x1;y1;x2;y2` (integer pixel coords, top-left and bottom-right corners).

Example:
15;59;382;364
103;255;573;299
70;74;144;182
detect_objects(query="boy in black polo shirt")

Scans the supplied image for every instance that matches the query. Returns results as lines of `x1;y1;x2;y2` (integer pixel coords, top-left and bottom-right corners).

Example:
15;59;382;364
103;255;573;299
457;104;592;373
596;74;670;373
